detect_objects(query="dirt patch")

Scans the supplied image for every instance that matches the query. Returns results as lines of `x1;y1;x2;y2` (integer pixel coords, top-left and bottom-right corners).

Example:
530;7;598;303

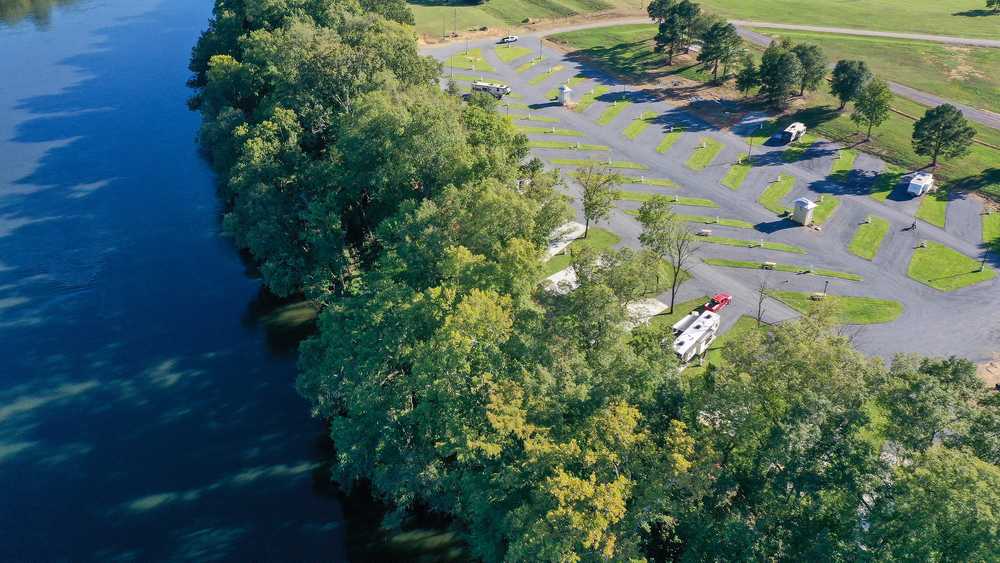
978;358;1000;389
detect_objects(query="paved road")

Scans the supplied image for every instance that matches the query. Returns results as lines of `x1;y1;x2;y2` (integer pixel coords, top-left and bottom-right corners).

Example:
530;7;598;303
730;20;1000;48
427;39;1000;362
736;28;1000;130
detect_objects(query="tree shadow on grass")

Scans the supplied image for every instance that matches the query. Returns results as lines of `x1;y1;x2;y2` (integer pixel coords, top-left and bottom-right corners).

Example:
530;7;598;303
809;168;881;197
952;9;998;17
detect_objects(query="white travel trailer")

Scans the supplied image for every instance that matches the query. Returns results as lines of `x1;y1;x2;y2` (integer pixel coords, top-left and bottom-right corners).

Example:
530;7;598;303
774;122;807;144
671;310;721;364
471;81;511;99
907;172;935;197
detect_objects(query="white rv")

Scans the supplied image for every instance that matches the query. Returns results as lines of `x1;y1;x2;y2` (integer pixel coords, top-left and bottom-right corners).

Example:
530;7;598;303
774;122;807;144
907;172;934;197
671;310;721;364
471;81;512;99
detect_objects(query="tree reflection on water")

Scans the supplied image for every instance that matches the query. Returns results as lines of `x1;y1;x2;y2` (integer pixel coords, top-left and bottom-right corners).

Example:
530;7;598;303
0;0;80;28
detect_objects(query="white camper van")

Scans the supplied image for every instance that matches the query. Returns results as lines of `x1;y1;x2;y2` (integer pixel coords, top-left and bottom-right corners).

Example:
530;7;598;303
471;81;512;99
907;172;934;197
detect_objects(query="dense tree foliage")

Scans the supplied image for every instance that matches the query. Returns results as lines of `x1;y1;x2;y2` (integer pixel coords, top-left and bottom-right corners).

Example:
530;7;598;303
912;104;977;167
698;20;743;81
190;1;1000;561
758;41;803;108
851;77;892;140
830;59;872;109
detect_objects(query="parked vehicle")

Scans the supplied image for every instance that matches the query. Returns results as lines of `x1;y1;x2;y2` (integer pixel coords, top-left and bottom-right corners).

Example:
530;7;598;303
471;81;512;99
671;310;721;364
498;35;519;44
704;293;732;313
907;172;935;197
773;122;807;144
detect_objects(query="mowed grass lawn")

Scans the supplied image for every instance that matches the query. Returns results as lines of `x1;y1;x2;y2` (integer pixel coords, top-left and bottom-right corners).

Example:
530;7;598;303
812;196;841;225
849;216;890;260
574;85;610;112
548;24;712;83
984;213;1000;253
494;45;533;63
758;175;796;215
410;0;623;37
619;192;718;207
686;138;725;171
443;48;495;73
752;29;1000;112
907;241;996;291
701;235;806;255
916;190;949;228
869;165;907;202
704;258;862;281
721;162;751;190
770;291;904;325
694;0;1000;39
542;226;620;277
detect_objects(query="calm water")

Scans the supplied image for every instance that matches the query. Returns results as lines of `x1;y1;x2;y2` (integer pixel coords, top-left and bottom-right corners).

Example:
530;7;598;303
0;1;350;559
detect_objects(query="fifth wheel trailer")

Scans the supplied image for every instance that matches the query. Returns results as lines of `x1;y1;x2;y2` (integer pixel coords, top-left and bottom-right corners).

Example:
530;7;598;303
671;310;721;364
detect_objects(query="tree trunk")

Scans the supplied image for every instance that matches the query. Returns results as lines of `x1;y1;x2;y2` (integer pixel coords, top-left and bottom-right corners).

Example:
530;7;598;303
799;83;805;96
667;45;674;65
713;61;719;81
669;275;679;314
583;217;590;238
867;121;873;141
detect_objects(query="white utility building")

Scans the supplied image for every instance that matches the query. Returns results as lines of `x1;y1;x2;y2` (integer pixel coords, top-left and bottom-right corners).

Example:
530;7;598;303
791;197;817;225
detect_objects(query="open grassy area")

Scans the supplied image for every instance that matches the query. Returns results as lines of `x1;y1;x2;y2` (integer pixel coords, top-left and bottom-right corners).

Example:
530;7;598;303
752;29;1000;112
509;113;560;123
646;295;710;331
686;138;725;171
527;64;566;86
656;129;684;154
721;162;751;190
830;148;859;176
410;0;633;36
494;45;533;64
676;214;753;229
528;140;609;151
545;75;588;99
693;0;1000;39
704;258;863;281
907;241;996;291
551;158;648;170
620;192;718;207
623;111;657;140
915;190;949;228
596;100;632;126
542;226;621;277
443;48;495;73
701;235;807;255
514;57;545;74
758;175;795;215
984;213;1000;253
849;216;891;260
517;125;584;137
812;196;841;225
869;165;906;202
574;85;611;112
781;133;819;163
548;24;712;83
621;175;676;188
770;291;904;325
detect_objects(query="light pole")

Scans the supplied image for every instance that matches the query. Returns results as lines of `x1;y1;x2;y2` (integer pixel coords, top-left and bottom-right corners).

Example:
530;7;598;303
823;279;830;295
980;255;988;272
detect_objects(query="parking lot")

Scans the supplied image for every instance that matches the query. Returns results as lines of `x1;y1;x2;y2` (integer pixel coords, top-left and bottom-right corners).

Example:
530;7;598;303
427;35;1000;362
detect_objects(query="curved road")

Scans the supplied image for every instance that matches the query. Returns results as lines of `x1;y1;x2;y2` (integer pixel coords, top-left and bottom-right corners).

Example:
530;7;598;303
729;20;1000;48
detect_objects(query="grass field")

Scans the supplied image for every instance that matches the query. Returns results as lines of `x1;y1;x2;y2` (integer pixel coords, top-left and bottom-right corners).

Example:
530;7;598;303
704;258;862;281
701;235;807;255
686;138;725;171
907;241;995;291
758;175;796;215
620;192;718;207
528;140;609;151
915;190;950;228
494;45;533;63
542;226;621;277
770;291;904;324
551;158;648;170
675;214;753;228
443;48;495;73
574;85;611;112
830;148;859;176
656;129;684;154
527;64;566;86
869;165;906;202
751;29;1000;112
514;57;545;74
621;175;676;188
623;111;657;140
548;24;712;83
509;113;560;123
517;125;584;136
596;100;632;125
721;162;751;190
782;133;819;163
683;315;760;377
849;216;891;260
693;0;1000;39
812;196;841;225
984;213;1000;253
409;0;629;37
646;296;710;331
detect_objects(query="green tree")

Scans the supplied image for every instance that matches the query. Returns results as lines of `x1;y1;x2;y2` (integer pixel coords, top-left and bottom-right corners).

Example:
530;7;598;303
698;21;743;81
866;447;1000;561
988;0;1000;13
646;0;675;22
851;77;892;140
578;163;622;238
912;104;977;167
674;0;703;54
359;0;415;25
655;12;686;65
791;42;827;96
758;42;802;108
635;196;696;313
830;59;872;109
735;55;759;97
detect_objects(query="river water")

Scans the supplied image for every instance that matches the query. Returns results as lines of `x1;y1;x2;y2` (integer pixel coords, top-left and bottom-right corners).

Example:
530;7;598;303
0;1;351;559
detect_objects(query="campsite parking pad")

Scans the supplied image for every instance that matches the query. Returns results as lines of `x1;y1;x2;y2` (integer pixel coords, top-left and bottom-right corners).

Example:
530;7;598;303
427;35;1000;362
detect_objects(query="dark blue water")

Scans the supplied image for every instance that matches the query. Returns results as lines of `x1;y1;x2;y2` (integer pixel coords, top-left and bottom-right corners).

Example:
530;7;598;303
0;1;349;559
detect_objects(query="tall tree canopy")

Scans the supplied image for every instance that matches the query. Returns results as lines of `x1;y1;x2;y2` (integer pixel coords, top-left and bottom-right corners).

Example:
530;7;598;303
830;59;872;109
912;104;977;167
